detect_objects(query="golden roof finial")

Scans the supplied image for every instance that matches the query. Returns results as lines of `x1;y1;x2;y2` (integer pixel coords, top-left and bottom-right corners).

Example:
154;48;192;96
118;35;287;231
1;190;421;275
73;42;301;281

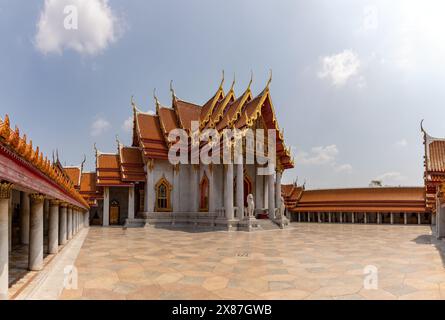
230;73;236;91
93;143;98;156
153;88;160;113
247;70;253;90
80;154;86;173
170;80;177;100
266;69;273;89
115;134;121;149
420;119;426;134
219;70;225;90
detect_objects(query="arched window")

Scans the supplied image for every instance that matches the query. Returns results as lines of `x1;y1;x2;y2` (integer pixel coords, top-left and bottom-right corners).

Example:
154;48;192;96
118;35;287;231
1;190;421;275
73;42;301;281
155;176;172;212
200;173;209;211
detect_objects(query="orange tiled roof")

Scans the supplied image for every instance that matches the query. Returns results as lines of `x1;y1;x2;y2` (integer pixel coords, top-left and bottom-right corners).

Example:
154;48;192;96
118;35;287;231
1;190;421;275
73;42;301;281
119;146;145;182
96;153;128;186
130;75;294;169
289;187;426;213
64;167;81;188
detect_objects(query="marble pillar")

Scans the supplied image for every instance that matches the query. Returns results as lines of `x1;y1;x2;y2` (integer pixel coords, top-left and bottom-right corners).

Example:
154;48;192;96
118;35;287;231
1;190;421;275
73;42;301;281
59;203;67;245
0;182;12;300
390;213;394;225
404;213;408;225
377;213;381;224
339;212;343;223
172;165;180;212
275;169;282;213
328;212;332;223
317;212;321;223
29;194;44;271
128;186;135;220
103;187;110;226
352;213;355;224
255;172;263;211
48;200;59;254
268;173;275;219
417;213;421;225
298;212;301;222
208;166;216;213
224;163;234;220
67;206;73;240
144;164;154;213
20;191;30;245
84;211;90;227
235;155;244;220
364;213;368;224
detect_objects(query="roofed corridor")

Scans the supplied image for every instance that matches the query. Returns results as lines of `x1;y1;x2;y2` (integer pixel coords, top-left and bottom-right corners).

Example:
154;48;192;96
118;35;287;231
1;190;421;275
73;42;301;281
59;223;445;300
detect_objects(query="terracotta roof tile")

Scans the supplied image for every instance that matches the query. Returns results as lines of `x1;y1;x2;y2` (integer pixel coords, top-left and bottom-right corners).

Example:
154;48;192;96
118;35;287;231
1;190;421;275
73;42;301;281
174;99;201;132
64;167;81;188
119;146;145;182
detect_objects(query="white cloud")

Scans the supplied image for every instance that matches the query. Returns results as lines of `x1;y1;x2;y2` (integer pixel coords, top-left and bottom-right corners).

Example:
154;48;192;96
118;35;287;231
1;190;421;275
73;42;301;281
122;116;133;132
295;144;352;173
318;50;362;87
334;163;353;174
374;171;407;185
35;0;120;55
91;117;111;136
395;139;408;147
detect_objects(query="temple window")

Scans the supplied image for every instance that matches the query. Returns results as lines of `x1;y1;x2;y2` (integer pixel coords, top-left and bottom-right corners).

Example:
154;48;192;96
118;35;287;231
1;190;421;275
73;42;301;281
200;173;209;211
155;176;172;212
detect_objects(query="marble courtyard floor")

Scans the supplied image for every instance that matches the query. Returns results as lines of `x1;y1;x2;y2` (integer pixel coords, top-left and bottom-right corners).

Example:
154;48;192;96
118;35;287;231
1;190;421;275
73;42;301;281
59;223;445;300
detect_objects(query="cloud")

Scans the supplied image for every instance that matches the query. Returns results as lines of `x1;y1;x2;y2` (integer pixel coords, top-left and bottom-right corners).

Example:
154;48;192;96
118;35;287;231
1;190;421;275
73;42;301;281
295;144;352;173
91;117;111;136
35;0;120;55
374;171;407;185
395;139;408;147
334;163;353;173
296;145;339;165
122;116;133;132
318;50;362;87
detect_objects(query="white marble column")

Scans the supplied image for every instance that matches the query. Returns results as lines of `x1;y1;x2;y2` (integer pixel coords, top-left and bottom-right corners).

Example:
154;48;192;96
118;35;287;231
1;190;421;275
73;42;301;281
404;213;407;225
268;173;275;219
20;191;30;245
298;212;301;222
390;213;394;225
275;169;282;213
328;212;332;223
417;213;421;225
67;206;73;239
128;185;135;220
255;171;263;211
263;174;268;209
317;212;321;223
84;211;90;227
352;213;355;224
191;165;200;212
172;165;180;212
339;212;343;223
235;155;244;220
103;187;110;226
364;213;368;224
29;194;44;271
208;166;216;213
144;163;154;213
0;182;12;300
377;213;381;224
59;203;67;245
48;200;59;254
224;164;234;220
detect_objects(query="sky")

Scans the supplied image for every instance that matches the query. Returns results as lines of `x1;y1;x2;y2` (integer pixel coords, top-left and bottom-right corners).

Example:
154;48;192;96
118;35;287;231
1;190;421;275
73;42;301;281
1;0;445;189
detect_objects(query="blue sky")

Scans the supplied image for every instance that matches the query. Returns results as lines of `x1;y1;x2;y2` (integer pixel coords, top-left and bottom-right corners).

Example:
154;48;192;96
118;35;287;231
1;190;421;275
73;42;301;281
1;0;445;188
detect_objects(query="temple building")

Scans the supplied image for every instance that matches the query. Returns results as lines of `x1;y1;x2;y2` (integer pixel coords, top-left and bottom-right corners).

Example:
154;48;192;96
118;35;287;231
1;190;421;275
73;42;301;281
76;74;294;230
422;122;445;238
0;115;89;299
282;184;428;224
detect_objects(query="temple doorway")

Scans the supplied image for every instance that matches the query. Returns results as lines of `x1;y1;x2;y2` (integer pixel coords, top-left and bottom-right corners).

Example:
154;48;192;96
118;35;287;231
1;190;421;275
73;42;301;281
110;200;120;225
200;174;209;211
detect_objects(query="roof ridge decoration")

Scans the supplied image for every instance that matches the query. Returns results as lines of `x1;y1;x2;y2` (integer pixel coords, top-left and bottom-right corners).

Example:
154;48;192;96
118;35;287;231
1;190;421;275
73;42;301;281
0;114;88;208
199;70;226;129
227;71;254;128
208;75;236;129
